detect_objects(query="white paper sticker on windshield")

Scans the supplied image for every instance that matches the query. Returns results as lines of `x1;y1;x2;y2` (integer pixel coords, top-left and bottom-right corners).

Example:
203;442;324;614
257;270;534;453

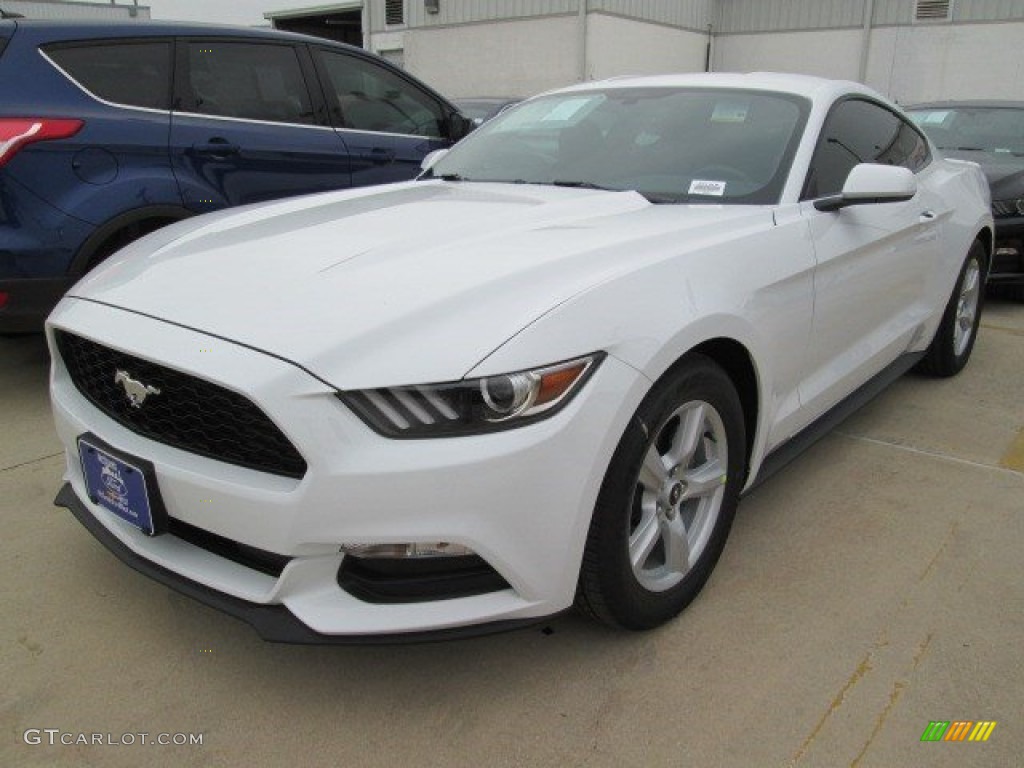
541;98;594;122
711;102;749;123
689;179;727;197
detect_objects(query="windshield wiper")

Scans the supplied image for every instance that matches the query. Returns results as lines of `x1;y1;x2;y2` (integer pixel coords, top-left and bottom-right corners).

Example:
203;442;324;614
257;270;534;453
938;146;987;151
550;180;615;191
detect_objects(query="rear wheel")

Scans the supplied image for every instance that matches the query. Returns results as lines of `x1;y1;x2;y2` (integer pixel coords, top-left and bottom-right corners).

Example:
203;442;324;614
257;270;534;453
576;355;746;630
917;240;986;377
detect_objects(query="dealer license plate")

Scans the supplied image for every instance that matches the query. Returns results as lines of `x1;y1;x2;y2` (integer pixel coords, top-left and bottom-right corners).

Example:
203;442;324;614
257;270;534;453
79;437;159;536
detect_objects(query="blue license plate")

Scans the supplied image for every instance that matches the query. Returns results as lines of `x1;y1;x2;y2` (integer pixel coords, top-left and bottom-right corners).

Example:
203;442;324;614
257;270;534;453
79;437;157;535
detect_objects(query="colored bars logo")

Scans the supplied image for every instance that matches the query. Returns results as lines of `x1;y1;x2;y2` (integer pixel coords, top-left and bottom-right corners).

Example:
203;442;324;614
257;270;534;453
921;721;997;742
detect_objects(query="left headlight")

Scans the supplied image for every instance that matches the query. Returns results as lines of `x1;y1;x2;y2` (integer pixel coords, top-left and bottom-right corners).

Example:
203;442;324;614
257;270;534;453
339;354;604;437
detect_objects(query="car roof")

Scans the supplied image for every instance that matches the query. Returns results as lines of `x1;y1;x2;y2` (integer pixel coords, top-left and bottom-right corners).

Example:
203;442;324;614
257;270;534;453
5;18;357;49
547;71;887;106
906;100;1024;110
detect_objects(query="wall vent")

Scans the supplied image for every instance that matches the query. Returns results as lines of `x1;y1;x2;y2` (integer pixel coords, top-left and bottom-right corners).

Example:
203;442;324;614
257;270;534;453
385;0;405;26
915;0;952;21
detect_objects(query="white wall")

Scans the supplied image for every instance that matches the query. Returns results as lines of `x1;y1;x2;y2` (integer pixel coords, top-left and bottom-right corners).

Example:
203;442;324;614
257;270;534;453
716;21;1024;105
398;16;581;99
587;13;709;80
869;22;1024;105
713;28;863;81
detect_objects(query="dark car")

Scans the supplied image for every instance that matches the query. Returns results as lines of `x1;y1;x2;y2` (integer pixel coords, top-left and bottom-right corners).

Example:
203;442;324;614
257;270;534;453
0;19;471;331
908;101;1024;297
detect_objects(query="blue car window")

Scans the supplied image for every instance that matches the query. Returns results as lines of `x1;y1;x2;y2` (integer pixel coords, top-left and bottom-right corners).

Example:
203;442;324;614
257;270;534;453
186;42;314;125
46;41;172;110
319;50;444;138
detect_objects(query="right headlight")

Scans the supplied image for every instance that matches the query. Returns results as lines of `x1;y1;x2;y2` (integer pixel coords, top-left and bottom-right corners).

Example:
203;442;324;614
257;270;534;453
339;354;603;438
992;197;1024;218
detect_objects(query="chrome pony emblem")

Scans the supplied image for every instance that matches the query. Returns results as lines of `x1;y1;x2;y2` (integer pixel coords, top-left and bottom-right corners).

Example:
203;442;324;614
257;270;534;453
114;370;161;409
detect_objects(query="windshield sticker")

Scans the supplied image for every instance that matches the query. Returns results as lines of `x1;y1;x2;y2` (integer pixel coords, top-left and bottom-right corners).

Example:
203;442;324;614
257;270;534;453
689;179;727;197
711;102;749;123
920;110;951;125
541;98;597;122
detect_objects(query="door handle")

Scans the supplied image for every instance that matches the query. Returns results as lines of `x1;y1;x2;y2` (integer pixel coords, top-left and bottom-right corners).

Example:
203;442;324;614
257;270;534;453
919;210;936;221
359;147;396;165
189;139;241;158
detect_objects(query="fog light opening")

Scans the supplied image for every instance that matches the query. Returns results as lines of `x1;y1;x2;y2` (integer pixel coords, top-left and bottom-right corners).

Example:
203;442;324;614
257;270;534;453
341;542;476;559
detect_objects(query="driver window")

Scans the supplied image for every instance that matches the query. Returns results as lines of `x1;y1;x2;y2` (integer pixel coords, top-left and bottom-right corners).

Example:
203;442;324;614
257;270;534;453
318;50;444;138
804;99;929;200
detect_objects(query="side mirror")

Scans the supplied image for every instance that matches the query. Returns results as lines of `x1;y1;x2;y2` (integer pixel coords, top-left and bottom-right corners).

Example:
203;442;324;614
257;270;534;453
447;112;475;141
814;164;917;212
420;148;449;172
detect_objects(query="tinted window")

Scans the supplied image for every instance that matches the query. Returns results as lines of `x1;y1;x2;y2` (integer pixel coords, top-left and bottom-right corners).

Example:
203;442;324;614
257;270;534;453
186;42;314;125
46;42;171;110
909;106;1024;154
804;99;930;199
318;50;444;137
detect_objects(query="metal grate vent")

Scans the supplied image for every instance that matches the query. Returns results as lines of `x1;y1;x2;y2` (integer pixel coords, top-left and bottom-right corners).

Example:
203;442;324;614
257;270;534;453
56;331;307;479
385;0;405;26
915;0;952;20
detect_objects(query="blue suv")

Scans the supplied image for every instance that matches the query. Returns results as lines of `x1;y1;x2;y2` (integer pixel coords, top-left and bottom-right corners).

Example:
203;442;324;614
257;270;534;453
0;20;470;331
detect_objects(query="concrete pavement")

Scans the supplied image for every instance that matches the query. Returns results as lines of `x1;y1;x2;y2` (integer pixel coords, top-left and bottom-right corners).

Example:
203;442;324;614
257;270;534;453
2;299;1021;768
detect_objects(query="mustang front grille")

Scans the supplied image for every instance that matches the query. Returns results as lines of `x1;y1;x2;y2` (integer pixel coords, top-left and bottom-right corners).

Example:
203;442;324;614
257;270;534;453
55;331;307;479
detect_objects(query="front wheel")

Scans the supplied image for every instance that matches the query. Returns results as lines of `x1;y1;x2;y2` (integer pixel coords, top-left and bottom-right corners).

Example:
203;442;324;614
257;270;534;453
917;240;986;377
576;355;746;630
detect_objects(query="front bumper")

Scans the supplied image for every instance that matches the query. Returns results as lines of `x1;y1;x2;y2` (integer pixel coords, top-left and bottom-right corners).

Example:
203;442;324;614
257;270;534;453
47;298;648;639
54;483;549;644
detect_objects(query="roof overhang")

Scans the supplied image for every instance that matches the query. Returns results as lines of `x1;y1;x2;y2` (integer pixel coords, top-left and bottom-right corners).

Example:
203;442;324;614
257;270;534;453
264;2;363;22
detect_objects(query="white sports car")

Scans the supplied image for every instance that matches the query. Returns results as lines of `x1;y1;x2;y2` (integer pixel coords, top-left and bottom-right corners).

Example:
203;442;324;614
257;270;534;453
48;73;992;641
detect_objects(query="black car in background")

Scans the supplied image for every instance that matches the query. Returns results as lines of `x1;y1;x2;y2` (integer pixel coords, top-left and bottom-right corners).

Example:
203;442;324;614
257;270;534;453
908;101;1024;298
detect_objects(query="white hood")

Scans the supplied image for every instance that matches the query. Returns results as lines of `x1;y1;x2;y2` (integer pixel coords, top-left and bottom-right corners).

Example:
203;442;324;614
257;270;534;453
71;181;771;388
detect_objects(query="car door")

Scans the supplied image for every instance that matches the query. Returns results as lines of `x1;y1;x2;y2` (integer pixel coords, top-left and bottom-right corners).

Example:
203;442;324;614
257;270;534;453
311;46;452;186
798;98;944;419
169;38;352;213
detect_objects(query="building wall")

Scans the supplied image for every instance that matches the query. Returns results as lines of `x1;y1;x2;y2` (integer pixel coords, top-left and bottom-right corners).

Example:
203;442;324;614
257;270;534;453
361;0;1024;103
4;0;150;19
587;12;709;80
713;17;1024;104
402;14;581;98
867;20;1024;103
591;0;714;31
366;0;577;33
713;28;863;81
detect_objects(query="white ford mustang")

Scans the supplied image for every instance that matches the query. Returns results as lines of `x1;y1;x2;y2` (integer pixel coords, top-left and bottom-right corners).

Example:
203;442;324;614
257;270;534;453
48;74;992;641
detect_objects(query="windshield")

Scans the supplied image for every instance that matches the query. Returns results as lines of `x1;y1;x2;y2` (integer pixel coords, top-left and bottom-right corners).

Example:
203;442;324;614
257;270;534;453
908;106;1024;155
428;87;810;204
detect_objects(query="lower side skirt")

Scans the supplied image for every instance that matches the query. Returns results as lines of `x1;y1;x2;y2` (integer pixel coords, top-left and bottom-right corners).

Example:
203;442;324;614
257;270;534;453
745;351;926;494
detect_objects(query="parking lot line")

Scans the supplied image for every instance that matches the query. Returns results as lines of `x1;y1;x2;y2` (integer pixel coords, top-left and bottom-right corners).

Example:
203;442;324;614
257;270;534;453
1000;428;1024;473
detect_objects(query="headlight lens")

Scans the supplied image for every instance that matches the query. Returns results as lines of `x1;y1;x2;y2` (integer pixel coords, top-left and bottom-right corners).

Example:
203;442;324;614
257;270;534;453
992;197;1024;218
339;354;603;437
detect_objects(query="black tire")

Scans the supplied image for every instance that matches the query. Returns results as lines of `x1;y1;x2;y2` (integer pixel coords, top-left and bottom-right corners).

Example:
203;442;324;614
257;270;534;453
917;240;987;377
576;354;746;630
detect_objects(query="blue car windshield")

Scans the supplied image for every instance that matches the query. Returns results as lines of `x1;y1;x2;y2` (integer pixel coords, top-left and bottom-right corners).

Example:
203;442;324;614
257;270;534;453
428;87;810;204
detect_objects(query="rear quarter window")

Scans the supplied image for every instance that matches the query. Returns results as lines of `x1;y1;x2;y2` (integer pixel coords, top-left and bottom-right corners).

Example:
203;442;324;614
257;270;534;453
44;41;172;110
